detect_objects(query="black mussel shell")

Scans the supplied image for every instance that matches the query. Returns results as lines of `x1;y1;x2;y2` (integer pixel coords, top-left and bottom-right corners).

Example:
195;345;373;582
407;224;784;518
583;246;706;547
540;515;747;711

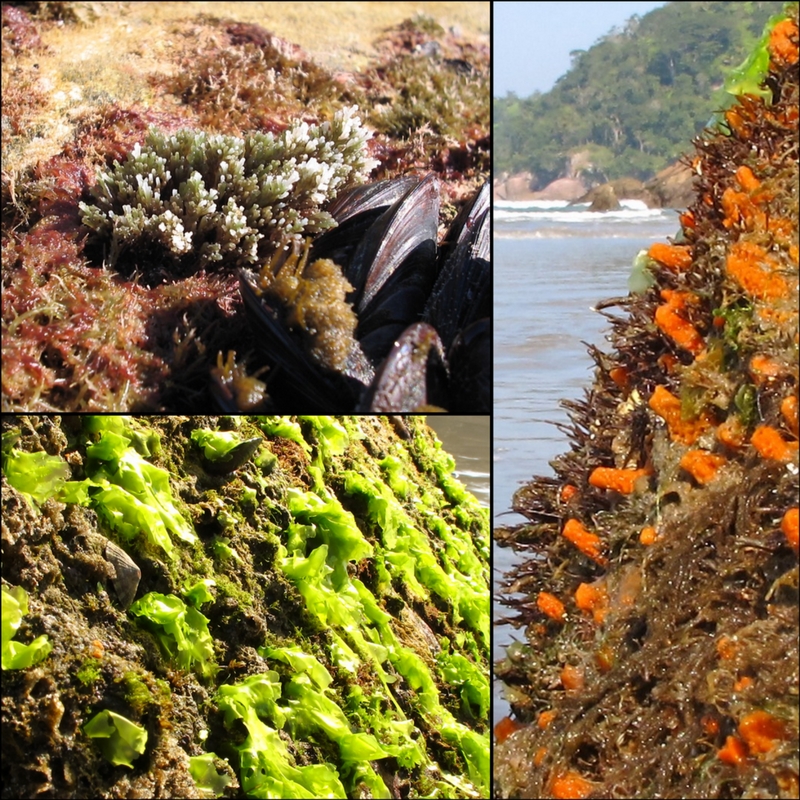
312;175;421;268
447;317;491;412
358;323;449;411
236;175;490;412
239;271;366;409
105;540;141;609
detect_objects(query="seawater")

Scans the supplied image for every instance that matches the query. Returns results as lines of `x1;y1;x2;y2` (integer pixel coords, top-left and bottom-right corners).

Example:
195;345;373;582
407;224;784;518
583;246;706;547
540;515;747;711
493;199;680;724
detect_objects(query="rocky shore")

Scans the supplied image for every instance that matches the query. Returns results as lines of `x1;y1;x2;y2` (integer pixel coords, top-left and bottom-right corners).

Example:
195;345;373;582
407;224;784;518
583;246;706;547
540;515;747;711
494;10;798;799
2;415;490;798
493;160;695;209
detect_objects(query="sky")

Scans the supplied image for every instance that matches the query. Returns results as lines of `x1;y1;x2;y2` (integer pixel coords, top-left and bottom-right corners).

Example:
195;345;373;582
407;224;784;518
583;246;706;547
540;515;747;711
494;1;668;98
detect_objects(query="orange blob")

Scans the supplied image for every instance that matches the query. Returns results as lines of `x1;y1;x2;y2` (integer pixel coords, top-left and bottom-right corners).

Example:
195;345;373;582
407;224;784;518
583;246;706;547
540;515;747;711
560;663;584;693
560;483;579;503
735;165;761;192
751;425;798;462
769;18;799;66
537;709;557;730
549;770;596;799
716;635;738;660
648;242;693;272
738;710;788;754
494;716;525;743
608;366;629;391
749;354;785;384
655;291;705;355
701;714;720;736
537;591;566;623
589;466;650;494
574;580;609;624
780;395;799;437
680;449;727;484
721;187;765;231
726;241;789;301
562;518;607;566
649;385;713;445
639;526;658;545
781;507;799;553
718;734;749;766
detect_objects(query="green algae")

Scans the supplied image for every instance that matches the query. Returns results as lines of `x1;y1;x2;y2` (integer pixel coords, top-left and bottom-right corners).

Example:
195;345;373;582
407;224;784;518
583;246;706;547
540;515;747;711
1;585;53;670
1;415;488;799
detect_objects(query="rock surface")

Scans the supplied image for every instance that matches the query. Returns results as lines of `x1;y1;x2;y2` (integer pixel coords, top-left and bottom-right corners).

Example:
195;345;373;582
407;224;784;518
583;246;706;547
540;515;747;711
2;415;490;799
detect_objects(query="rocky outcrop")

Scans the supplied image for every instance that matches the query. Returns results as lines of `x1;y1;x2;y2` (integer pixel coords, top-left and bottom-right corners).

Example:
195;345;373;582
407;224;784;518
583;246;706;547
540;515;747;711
586;183;621;211
493;174;587;202
572;177;660;208
645;160;696;209
495;12;799;799
493;171;535;200
2;415;491;799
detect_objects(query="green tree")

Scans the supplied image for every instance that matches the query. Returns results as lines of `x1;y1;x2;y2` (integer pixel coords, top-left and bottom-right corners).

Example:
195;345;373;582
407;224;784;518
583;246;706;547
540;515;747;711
494;1;786;183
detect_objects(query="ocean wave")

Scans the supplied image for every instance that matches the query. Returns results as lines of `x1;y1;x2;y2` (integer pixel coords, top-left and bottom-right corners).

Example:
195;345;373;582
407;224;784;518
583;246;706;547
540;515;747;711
493;203;679;239
494;206;668;225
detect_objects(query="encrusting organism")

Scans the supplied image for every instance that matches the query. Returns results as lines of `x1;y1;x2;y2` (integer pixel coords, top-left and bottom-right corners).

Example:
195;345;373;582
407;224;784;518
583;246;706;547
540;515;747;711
495;8;799;799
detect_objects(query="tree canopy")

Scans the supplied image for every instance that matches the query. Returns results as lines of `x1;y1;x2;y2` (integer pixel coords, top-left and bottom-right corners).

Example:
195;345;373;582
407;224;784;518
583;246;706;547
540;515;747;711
494;1;787;185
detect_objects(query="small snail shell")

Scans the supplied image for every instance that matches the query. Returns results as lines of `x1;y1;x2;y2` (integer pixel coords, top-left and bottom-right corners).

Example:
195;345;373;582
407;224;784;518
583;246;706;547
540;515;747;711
104;540;141;609
203;437;262;475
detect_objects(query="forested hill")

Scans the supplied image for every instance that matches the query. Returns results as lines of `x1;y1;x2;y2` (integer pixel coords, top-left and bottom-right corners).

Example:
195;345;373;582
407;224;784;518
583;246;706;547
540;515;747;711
494;1;787;186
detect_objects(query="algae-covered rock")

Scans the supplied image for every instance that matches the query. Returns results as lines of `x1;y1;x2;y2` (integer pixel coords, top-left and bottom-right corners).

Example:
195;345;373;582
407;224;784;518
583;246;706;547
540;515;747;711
495;8;798;799
1;415;489;799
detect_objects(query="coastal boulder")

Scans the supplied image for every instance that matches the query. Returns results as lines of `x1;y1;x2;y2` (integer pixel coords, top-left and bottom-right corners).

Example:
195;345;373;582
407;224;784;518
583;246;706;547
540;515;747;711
586;183;621;211
645;161;695;209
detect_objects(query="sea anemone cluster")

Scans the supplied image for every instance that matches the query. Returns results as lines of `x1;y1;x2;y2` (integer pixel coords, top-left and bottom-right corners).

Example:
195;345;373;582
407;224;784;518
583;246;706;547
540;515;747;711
494;9;798;799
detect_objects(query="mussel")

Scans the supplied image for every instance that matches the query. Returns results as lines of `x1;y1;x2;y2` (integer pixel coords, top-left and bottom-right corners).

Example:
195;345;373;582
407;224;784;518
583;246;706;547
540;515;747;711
219;175;490;412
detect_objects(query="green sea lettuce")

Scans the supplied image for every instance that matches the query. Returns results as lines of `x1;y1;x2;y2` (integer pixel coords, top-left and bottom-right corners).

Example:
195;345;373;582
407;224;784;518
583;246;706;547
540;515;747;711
129;592;217;679
188;753;233;798
58;430;196;557
191;428;245;460
3;448;71;509
217;672;346;798
1;585;52;670
83;709;147;768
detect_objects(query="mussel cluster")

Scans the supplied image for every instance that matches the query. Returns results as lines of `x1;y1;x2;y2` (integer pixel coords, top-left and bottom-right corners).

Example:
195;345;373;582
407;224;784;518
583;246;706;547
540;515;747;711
219;175;489;412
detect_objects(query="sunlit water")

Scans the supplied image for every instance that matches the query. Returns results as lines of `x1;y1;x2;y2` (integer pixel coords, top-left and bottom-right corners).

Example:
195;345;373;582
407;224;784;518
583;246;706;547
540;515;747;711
493;201;680;724
427;416;490;511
